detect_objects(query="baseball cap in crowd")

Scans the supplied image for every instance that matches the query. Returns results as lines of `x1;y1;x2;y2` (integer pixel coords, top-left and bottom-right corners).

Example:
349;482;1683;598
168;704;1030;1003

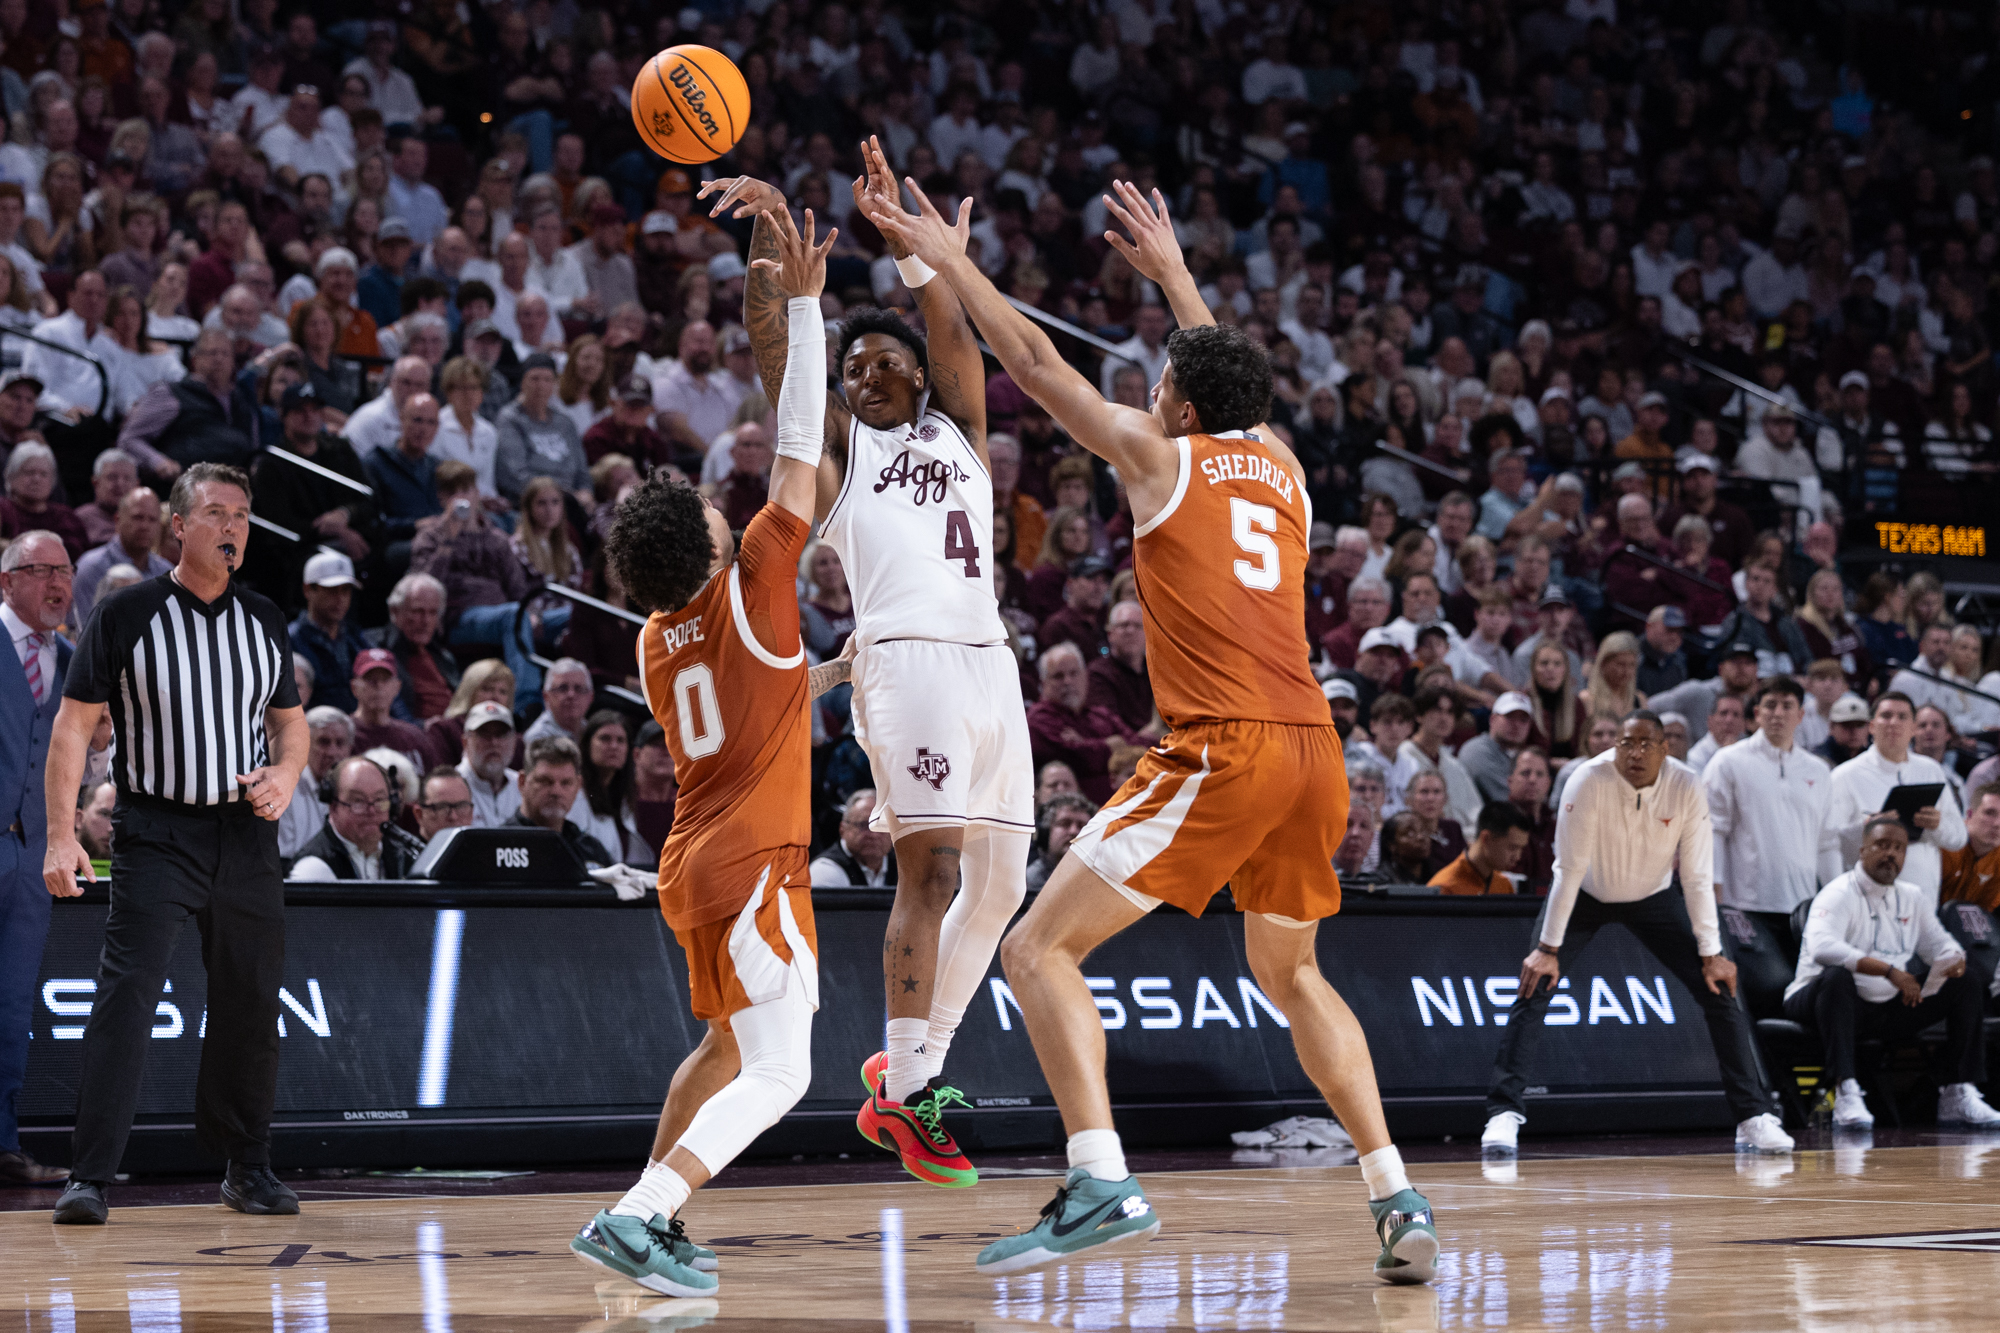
316;246;358;274
1828;694;1870;724
1839;370;1869;391
0;368;43;395
520;352;559;375
616;374;653;404
1069;555;1114;580
1309;521;1337;551
1322;678;1359;703
378;217;413;242
590;201;627;228
1721;641;1759;661
353;648;399;678
642;210;678;236
1358;627;1403;656
1284;121;1311;140
280;381;319;415
1655;605;1688;629
1637;390;1669;410
464;317;502;343
1539;386;1570;405
303;551;359;588
1677;454;1718;474
1493;691;1533;716
708;252;747;282
1763;403;1796;423
1538;584;1571;609
1612;460;1648;482
466;701;516;734
1552;471;1586;493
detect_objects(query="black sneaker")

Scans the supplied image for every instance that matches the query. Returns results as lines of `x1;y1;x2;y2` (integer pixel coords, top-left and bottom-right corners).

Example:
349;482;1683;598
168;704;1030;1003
221;1162;300;1215
52;1178;108;1225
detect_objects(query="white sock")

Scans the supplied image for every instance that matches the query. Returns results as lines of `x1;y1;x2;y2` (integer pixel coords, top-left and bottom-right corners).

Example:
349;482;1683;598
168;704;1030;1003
1066;1128;1129;1182
612;1159;692;1221
884;1017;930;1104
920;1005;960;1084
1839;1079;1864;1096
1359;1145;1410;1202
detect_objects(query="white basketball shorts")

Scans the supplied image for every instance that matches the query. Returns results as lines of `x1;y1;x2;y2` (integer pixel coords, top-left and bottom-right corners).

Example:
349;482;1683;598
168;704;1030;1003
850;639;1034;836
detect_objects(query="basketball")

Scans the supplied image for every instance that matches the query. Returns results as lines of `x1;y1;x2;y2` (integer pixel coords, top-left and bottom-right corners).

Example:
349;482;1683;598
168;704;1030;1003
631;44;748;165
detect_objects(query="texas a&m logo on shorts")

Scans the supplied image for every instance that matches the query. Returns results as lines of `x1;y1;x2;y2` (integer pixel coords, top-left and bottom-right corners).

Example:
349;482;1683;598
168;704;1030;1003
908;748;951;790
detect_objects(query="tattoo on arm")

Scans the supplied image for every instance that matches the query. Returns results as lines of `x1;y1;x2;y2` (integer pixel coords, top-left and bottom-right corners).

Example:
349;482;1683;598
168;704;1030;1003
807;655;851;700
742;212;789;407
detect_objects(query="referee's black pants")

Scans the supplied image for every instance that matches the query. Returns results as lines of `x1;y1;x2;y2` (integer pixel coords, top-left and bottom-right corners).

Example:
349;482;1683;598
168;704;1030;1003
72;798;285;1182
1484;888;1772;1124
1782;966;1986;1088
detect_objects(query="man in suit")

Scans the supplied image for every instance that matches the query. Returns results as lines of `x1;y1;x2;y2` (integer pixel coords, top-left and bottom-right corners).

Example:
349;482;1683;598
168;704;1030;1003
0;530;75;1184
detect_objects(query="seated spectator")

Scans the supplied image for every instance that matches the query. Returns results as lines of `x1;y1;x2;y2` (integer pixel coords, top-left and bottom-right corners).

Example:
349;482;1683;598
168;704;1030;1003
1524;641;1587;760
1040;554;1113;662
1814;694;1872;769
712;419;772;530
1550;713;1623;810
571;710;639;865
1797;660;1848;752
1086;599;1153;732
508;734;613;867
800;541;854;659
1637;605;1689;695
1035;761;1081;805
74;448;138;549
1322;575;1392;670
279;706;353;861
1581;631;1646;720
1894;625;1991;737
1448;586;1517;698
289;756;424;881
350;647;441;772
24;269;119;420
1026;642;1147;803
362;393;444;542
1333;803;1378;882
0;441;85;560
413;767;478;848
1399;687;1482;829
1796;571;1874;694
74;780;115;865
1783;815;1996;1129
1460;691;1533;804
411;461;545;710
1322;678;1360;743
1022;505;1095;622
289;551;369;712
70;485;166;627
628;722;676;865
1378;810;1433;884
435;351;506;499
811;788;897;888
524;657;595;745
456;700;523;828
1384;572;1461;655
1509;583;1585;685
1402;770;1466;880
1430;802;1534;895
1712;560;1812;678
1349;690;1414;790
1686;693;1746;774
1507;746;1556;892
375;573;459;724
1027;793;1096;891
1854;572;1919;673
1305;523;1366;650
342;354;434;460
1941;784;2000;913
583;374;677;472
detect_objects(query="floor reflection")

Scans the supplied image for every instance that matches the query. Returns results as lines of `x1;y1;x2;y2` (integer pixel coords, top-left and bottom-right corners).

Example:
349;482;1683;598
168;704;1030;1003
988;1250;1291;1329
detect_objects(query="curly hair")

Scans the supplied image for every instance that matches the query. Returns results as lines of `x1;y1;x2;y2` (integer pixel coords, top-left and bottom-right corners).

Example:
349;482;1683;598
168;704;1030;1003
604;471;717;615
1165;324;1272;434
836;306;929;381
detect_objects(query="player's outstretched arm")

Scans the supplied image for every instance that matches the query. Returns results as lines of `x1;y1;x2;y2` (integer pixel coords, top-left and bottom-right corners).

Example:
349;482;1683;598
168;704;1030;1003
856;137;987;457
863;180;1167;481
750;205;837;526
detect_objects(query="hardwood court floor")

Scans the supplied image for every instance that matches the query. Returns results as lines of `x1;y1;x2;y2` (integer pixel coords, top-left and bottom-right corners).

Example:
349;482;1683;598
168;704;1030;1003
8;1140;2000;1331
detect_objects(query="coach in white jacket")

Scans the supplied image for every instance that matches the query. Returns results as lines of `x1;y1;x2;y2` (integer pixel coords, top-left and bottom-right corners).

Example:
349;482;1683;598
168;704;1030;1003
1481;710;1792;1156
1782;814;1998;1129
1705;678;1841;923
1828;691;1966;909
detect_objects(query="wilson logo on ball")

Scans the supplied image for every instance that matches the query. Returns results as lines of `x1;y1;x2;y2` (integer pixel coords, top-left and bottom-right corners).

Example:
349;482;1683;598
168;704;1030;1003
669;64;721;138
632;45;748;166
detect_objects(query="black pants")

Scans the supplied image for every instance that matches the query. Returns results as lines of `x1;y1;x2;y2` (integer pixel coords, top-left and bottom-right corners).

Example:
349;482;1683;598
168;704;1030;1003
1486;889;1772;1123
1782;966;1986;1087
72;798;285;1182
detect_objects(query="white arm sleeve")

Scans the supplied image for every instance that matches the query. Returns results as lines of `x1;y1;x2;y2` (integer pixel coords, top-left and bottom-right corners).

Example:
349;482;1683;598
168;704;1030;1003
775;296;826;466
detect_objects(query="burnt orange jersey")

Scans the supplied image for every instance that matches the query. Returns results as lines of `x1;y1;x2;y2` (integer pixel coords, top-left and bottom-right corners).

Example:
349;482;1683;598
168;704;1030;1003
640;503;812;931
1131;430;1330;729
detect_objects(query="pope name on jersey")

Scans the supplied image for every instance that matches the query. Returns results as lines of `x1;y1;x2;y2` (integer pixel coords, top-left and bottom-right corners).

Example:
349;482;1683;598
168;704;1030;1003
641;504;813;931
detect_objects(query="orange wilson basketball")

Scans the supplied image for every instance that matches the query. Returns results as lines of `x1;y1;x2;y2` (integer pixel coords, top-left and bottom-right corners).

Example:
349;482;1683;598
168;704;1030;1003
632;45;749;165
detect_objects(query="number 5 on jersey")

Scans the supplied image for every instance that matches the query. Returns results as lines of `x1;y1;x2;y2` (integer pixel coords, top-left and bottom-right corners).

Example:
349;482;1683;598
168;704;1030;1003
1230;497;1280;591
675;663;724;757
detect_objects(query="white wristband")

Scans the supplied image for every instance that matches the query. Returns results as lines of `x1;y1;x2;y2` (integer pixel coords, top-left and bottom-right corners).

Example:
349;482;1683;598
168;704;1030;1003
776;297;826;467
895;254;936;288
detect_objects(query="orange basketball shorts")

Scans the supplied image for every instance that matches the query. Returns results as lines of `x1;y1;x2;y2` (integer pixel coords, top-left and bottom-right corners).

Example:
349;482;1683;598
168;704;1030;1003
673;851;819;1025
1069;719;1348;921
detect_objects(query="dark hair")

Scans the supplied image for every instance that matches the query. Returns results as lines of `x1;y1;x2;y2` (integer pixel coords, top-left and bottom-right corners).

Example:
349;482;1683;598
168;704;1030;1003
457;279;496;309
634;720;667;750
1861;812;1907;843
1413;686;1456;718
1370;693;1416;724
1875;690;1915;717
1164;325;1272;434
1756;676;1805;707
836;305;928;382
168;461;251;518
1622;707;1664;733
1476;801;1535;838
525;733;582;776
1035;791;1096;849
399;276;447;316
420;766;470;803
579;710;633;818
605;470;718;614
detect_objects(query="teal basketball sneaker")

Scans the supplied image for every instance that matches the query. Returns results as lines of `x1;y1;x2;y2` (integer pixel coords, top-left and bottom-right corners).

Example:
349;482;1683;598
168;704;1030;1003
571;1209;719;1297
1369;1188;1439;1284
975;1168;1160;1275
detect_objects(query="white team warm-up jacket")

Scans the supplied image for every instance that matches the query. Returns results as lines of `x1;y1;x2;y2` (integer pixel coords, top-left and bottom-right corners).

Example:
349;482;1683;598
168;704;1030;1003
1542;753;1722;957
1703;732;1842;914
1785;867;1963;1005
1827;746;1967;910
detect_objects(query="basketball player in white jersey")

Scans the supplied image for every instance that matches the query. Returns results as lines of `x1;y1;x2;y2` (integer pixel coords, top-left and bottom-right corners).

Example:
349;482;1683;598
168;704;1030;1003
703;143;1031;1186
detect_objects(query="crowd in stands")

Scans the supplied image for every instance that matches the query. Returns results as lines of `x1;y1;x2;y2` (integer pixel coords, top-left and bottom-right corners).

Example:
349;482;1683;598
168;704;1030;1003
6;0;2000;903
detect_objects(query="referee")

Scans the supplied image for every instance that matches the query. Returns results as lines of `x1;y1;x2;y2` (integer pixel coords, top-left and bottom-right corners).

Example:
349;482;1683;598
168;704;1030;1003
42;463;310;1225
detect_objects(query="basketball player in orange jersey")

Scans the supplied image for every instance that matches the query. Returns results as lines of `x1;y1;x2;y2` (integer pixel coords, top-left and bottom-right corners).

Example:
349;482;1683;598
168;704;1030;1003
696;144;1030;1191
864;181;1439;1283
569;207;851;1299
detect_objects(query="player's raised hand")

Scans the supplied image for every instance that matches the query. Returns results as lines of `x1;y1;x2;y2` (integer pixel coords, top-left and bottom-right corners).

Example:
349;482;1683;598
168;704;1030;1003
749;207;836;300
1102;181;1189;286
851;135;908;255
700;175;785;219
865;179;971;269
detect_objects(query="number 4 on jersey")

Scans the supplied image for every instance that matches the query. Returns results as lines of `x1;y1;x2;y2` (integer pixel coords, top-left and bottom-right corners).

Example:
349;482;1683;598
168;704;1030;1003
1230;497;1280;590
944;509;982;578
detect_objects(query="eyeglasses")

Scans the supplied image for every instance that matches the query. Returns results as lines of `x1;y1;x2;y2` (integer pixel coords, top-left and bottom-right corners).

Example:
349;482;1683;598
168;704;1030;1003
336;796;394;813
546;683;592;696
9;562;74;580
421;800;474;816
1615;735;1664;751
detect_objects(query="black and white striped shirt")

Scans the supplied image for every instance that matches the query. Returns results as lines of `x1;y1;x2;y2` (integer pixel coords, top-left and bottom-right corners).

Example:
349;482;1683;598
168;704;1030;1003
66;572;300;806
